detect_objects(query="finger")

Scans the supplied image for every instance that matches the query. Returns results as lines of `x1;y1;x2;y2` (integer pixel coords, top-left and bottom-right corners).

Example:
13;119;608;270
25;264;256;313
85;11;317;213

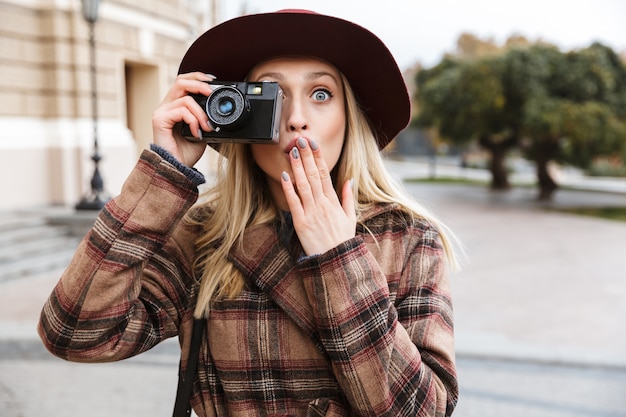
163;73;214;103
280;171;304;217
309;139;339;201
289;146;317;207
296;138;325;198
155;95;211;133
178;71;215;81
341;178;357;221
157;101;206;136
179;95;212;132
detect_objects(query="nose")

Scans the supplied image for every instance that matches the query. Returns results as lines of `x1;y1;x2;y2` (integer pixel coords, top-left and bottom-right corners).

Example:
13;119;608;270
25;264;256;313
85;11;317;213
283;97;308;133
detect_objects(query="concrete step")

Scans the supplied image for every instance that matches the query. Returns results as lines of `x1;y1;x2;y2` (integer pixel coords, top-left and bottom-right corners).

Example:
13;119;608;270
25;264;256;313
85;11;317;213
0;223;70;246
0;209;85;283
0;234;80;263
0;250;76;283
0;213;45;232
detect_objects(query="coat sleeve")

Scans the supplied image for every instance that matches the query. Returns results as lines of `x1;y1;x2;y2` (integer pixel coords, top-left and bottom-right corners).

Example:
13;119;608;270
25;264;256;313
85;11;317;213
38;149;200;363
299;215;458;417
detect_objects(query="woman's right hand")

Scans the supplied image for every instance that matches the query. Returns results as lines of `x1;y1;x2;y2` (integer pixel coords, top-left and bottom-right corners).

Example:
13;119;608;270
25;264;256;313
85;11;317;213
152;72;215;168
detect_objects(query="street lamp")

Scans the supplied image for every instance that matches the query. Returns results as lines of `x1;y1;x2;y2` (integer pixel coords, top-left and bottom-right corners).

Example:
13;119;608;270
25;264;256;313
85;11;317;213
76;0;109;210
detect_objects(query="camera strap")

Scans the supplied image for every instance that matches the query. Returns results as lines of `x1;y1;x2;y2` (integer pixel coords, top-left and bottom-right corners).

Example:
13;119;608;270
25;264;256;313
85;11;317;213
172;318;205;417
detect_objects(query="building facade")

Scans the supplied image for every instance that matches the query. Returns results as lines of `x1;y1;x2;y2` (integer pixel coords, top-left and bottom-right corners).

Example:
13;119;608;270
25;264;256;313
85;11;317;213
0;0;220;210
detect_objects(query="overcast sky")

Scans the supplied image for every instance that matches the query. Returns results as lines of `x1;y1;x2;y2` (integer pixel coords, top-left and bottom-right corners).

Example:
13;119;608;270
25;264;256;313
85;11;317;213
221;0;626;70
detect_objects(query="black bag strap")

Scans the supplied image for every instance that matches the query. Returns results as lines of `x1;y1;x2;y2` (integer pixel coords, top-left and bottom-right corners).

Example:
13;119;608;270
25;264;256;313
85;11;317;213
172;318;205;417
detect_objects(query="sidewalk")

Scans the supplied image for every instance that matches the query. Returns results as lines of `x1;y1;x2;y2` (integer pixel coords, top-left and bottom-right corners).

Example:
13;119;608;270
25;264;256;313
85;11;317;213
0;268;183;417
405;182;626;369
384;159;626;368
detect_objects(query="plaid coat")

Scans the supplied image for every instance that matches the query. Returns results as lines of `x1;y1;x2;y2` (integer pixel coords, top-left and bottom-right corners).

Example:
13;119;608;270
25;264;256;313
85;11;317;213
39;150;457;417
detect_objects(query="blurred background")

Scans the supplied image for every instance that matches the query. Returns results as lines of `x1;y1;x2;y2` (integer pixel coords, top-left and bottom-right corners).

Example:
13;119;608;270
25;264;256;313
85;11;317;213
1;0;625;416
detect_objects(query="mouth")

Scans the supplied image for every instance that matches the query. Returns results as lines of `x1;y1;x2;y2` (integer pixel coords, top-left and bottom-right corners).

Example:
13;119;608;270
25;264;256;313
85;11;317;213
283;136;305;155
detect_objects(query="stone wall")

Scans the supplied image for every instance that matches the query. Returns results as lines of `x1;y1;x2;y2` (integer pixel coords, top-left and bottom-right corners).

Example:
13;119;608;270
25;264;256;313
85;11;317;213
0;0;219;209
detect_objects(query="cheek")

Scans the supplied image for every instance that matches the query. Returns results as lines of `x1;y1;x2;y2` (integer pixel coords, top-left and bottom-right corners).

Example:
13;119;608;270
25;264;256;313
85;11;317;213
250;145;272;170
322;115;346;168
321;137;345;172
250;144;287;180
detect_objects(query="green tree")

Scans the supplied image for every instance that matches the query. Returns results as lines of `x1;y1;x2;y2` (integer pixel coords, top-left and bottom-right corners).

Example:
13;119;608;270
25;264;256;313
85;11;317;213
522;43;626;199
414;55;519;190
414;42;626;199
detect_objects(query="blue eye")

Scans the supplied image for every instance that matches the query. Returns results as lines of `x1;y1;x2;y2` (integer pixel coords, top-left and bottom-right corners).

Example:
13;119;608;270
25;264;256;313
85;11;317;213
312;89;332;101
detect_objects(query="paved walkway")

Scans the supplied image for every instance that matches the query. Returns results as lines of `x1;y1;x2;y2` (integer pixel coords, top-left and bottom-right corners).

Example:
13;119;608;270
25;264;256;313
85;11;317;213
381;159;626;369
404;181;626;369
1;161;626;416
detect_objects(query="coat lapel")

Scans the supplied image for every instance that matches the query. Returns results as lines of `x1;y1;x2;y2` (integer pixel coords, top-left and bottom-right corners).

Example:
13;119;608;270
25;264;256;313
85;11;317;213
227;223;322;348
226;204;390;352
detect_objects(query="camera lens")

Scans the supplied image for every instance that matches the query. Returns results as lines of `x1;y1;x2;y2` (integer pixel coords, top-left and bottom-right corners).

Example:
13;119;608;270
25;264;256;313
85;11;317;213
217;98;235;116
206;85;250;130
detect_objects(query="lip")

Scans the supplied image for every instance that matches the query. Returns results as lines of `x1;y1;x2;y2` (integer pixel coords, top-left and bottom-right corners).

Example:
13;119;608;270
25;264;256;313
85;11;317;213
283;136;306;155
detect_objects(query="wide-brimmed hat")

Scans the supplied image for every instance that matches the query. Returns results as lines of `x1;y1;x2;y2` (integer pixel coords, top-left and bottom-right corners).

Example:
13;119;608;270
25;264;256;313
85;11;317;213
178;9;410;150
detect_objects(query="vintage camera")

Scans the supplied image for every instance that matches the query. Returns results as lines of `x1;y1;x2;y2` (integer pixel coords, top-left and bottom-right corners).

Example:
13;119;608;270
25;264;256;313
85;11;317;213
182;81;283;144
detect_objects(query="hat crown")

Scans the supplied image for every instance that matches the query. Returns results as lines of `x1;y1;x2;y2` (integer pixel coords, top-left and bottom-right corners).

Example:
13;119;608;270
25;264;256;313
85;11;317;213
179;10;410;149
275;9;317;14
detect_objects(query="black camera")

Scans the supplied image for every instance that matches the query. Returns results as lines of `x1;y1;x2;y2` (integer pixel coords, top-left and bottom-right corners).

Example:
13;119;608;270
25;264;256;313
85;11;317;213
182;81;283;144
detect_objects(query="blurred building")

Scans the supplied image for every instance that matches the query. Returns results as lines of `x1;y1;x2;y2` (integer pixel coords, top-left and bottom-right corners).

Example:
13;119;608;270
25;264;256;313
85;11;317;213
0;0;220;210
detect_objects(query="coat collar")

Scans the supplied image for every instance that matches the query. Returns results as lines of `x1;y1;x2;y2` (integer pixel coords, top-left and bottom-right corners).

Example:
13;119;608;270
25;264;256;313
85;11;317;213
228;220;319;339
226;203;394;338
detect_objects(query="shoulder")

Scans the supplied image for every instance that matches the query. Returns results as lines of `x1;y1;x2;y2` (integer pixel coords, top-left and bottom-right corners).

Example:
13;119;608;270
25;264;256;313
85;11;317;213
184;203;213;226
359;203;446;296
173;203;213;249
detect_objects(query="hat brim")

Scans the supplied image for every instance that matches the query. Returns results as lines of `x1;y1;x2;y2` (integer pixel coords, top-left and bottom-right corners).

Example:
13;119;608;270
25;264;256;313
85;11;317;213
178;10;410;149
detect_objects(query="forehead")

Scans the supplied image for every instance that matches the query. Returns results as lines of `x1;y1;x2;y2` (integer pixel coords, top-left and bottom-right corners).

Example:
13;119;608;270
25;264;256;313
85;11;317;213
248;56;342;79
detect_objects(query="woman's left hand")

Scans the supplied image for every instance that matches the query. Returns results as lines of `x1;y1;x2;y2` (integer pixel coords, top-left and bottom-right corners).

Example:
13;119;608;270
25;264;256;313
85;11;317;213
281;137;357;256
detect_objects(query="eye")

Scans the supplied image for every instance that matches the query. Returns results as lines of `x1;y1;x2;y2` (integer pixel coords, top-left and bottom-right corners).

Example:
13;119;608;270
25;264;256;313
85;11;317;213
312;88;333;102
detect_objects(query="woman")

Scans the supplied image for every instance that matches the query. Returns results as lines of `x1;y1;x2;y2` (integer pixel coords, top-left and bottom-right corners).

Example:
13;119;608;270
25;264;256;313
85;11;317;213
39;10;459;417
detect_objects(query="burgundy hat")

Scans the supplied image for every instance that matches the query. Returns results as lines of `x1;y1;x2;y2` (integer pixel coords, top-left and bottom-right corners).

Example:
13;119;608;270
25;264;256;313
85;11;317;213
178;9;410;149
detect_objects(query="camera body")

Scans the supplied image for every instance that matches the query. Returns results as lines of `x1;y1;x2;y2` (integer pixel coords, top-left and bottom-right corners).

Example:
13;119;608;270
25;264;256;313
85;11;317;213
182;81;283;144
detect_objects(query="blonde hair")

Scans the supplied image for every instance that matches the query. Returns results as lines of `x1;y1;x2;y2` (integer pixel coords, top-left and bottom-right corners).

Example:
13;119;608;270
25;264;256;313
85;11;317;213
337;73;460;265
189;73;459;318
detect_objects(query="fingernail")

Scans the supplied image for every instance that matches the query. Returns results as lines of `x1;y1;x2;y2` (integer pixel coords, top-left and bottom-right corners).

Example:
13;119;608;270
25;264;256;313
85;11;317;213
291;147;300;159
297;137;307;149
197;128;203;139
281;171;290;182
205;73;216;80
309;139;319;151
350;178;354;188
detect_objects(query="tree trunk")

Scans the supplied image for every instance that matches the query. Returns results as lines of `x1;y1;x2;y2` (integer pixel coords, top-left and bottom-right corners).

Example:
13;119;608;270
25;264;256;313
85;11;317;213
535;139;559;200
489;145;510;190
479;134;517;191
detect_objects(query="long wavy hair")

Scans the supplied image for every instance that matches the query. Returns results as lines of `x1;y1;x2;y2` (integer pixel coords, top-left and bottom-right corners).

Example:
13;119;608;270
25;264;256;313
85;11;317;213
189;72;459;318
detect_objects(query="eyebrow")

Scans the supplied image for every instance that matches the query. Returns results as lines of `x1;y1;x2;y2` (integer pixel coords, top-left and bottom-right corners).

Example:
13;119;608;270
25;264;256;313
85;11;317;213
254;71;339;83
